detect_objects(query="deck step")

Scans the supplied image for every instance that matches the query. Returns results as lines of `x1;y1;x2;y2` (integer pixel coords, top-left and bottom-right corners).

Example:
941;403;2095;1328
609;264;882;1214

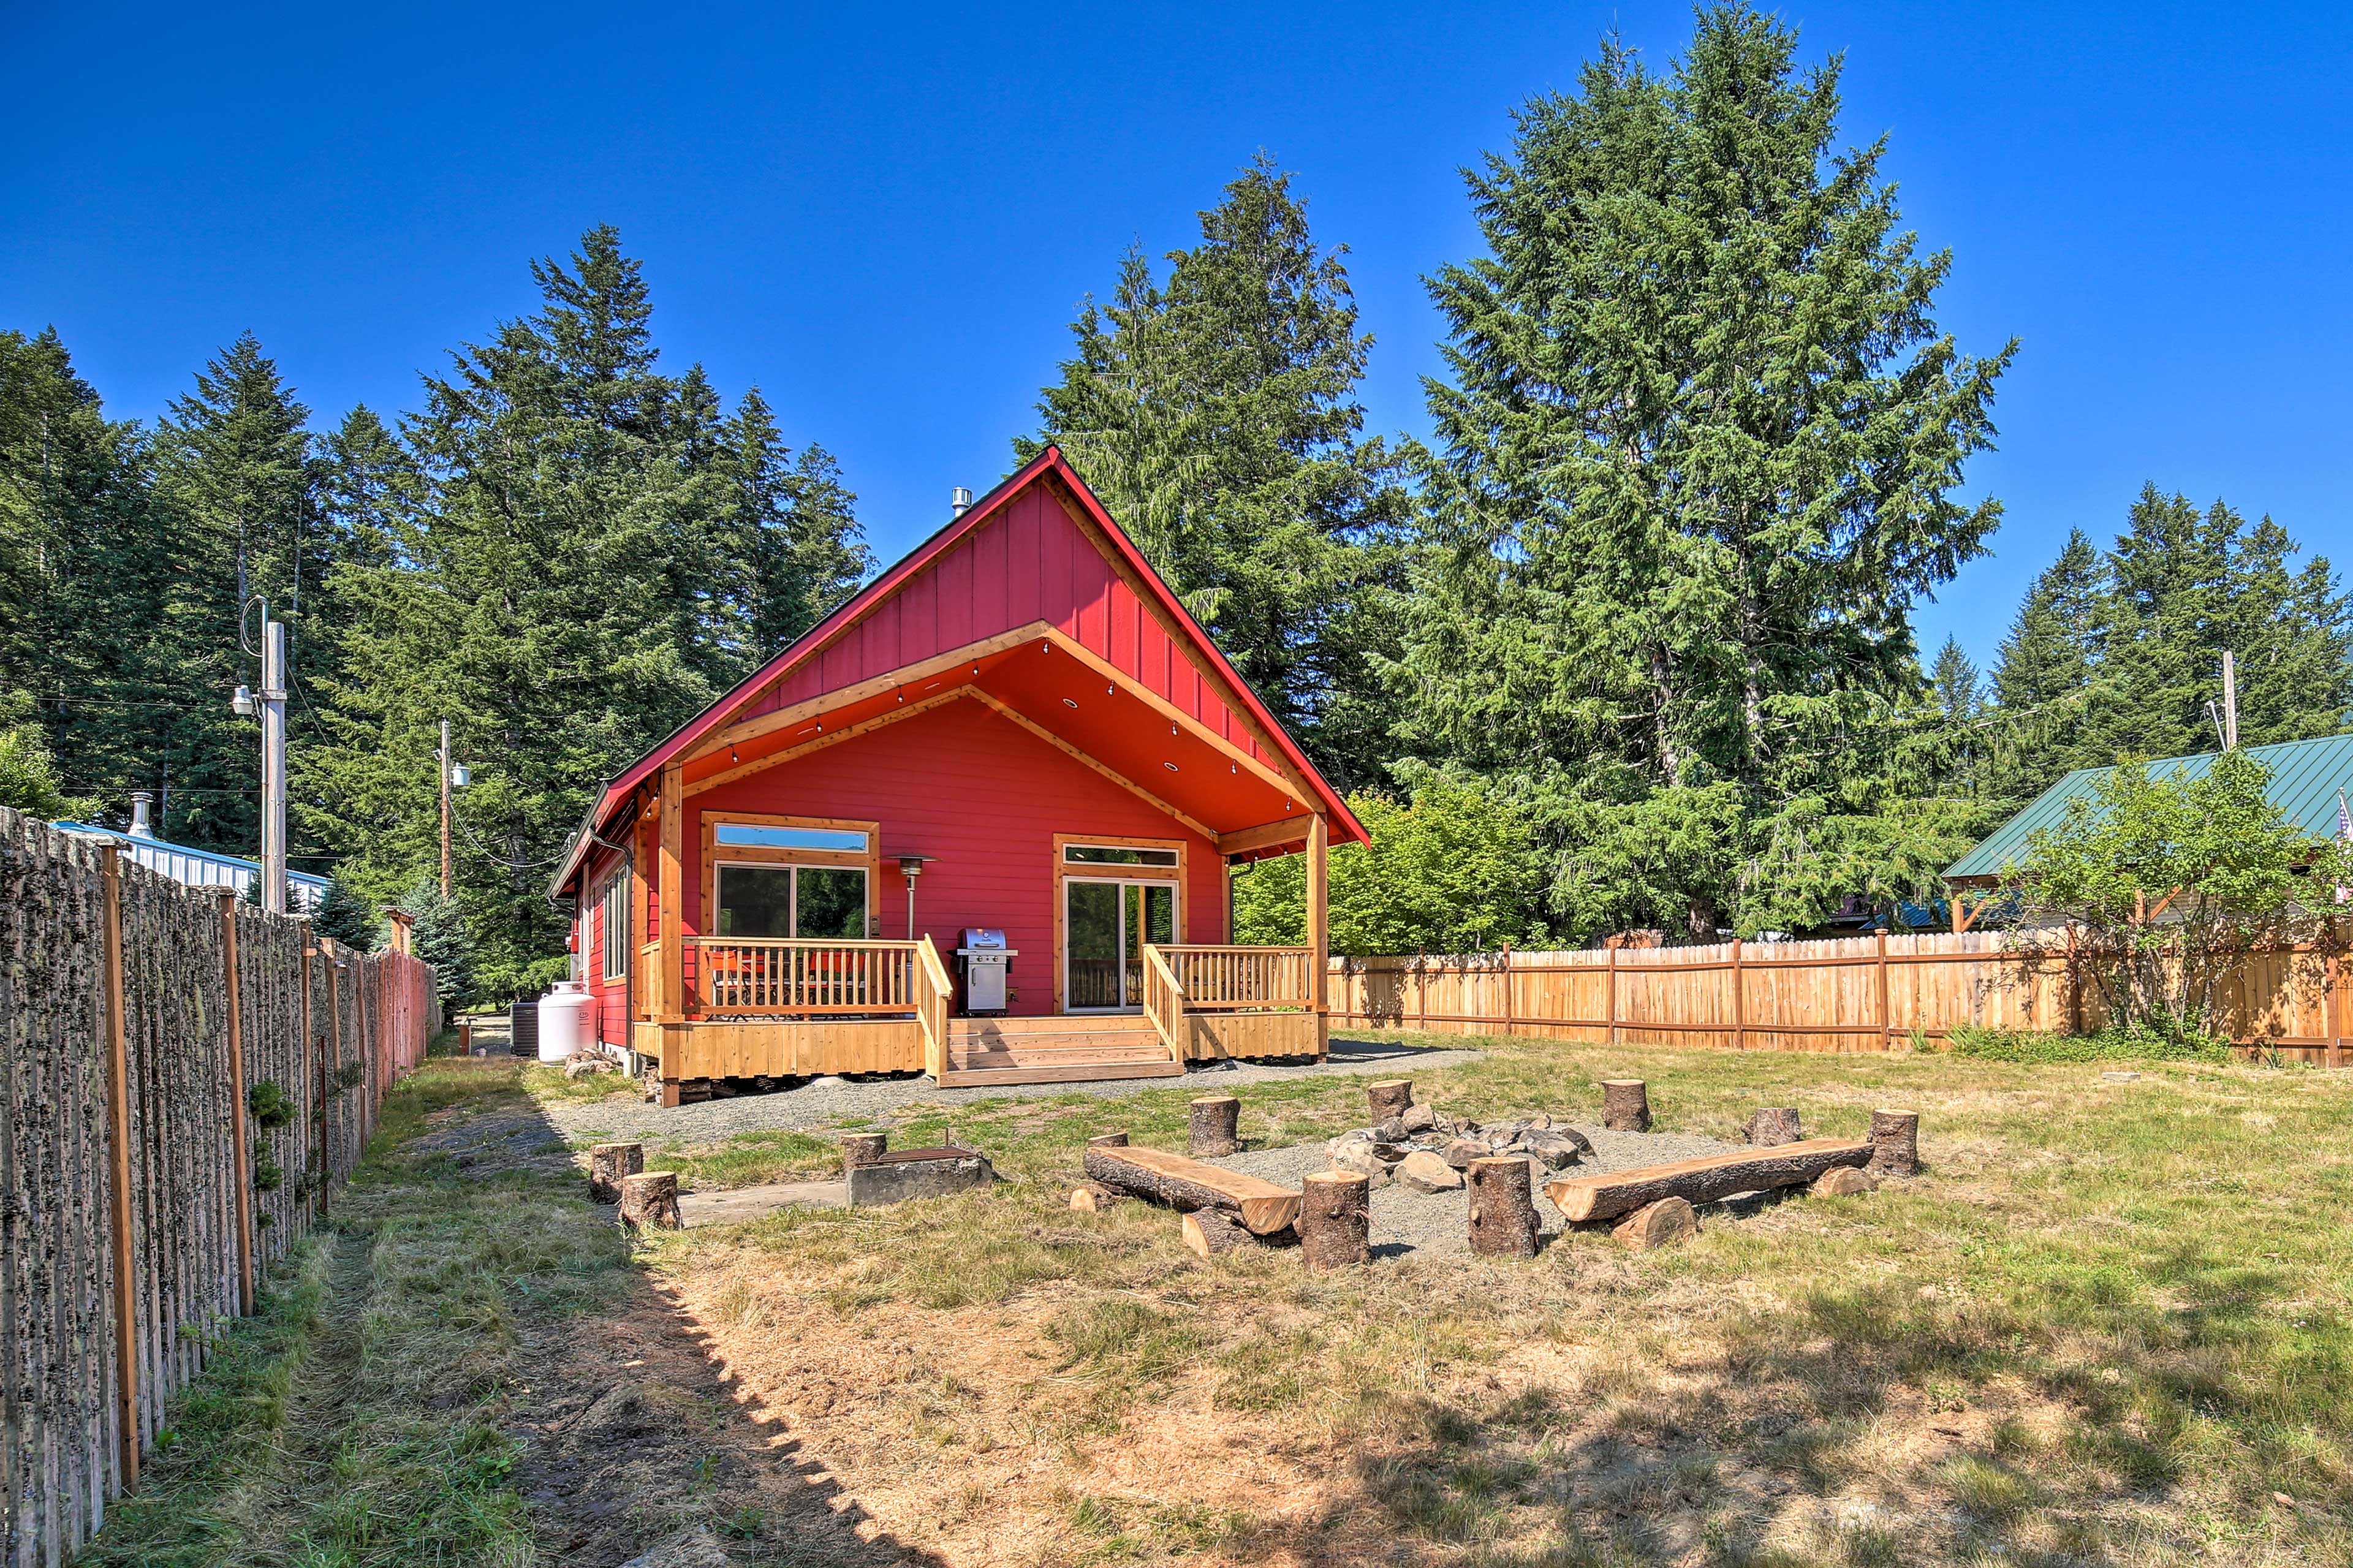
947;1032;1170;1056
949;1015;1156;1040
949;1044;1175;1070
935;1058;1186;1088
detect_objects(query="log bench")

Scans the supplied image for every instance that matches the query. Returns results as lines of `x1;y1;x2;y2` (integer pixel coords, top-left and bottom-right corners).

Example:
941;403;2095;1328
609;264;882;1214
1543;1137;1873;1225
1081;1141;1301;1235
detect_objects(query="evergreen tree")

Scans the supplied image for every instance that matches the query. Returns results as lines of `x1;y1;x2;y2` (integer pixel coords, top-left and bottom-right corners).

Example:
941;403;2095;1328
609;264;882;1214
309;867;376;949
0;327;175;827
1401;4;2012;938
1024;155;1418;786
1990;530;2102;715
400;875;476;1006
303;226;853;992
718;387;870;661
148;333;320;850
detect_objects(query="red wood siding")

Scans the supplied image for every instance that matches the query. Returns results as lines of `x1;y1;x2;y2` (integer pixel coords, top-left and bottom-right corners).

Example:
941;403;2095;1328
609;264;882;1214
737;485;1281;775
577;843;629;1046
687;694;1225;1017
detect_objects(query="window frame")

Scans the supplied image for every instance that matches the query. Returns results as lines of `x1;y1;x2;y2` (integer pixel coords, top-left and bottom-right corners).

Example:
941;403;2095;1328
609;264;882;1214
596;858;631;981
700;811;881;942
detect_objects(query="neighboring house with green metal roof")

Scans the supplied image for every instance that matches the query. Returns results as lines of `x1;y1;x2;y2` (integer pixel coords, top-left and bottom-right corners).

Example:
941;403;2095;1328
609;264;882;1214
1944;733;2353;887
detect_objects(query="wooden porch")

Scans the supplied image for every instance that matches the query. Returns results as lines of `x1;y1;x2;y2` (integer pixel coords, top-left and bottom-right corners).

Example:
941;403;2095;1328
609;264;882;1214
629;933;1327;1100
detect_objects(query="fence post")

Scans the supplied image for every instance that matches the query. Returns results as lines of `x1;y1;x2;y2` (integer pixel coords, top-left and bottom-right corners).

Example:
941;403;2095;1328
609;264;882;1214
2327;945;2343;1071
2066;924;2083;1037
322;941;341;1202
98;844;140;1490
1877;930;1893;1051
1730;937;1745;1050
216;892;254;1316
1499;945;1514;1037
299;941;316;1221
1606;944;1620;1046
1416;951;1427;1033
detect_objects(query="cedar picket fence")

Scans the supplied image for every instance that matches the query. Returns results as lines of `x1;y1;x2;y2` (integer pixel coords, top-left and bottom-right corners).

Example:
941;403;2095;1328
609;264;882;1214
1;809;439;1565
1333;930;2349;1066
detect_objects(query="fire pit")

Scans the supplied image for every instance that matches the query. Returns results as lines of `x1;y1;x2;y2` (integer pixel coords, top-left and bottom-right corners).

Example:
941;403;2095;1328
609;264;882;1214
1324;1105;1592;1192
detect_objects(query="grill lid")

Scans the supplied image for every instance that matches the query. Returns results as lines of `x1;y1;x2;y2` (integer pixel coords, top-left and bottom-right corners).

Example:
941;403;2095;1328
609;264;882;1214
960;928;1007;950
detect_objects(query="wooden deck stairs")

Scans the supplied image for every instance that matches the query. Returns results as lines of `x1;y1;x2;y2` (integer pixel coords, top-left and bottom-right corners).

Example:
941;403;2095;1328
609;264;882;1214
936;1014;1184;1088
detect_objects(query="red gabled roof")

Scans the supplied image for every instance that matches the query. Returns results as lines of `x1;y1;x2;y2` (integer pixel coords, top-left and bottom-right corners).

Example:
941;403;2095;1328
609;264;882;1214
550;447;1365;895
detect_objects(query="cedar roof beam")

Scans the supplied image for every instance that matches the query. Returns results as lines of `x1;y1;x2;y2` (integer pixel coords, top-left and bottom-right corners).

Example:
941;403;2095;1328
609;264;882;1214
1218;815;1316;858
692;623;1054;761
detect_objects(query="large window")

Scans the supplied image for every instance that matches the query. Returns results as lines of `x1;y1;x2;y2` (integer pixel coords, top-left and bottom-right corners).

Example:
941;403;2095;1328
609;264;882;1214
596;862;629;980
714;863;870;939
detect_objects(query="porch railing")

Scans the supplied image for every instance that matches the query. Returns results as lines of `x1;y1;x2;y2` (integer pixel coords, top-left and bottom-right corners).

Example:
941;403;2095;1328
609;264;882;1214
915;936;952;1077
1156;945;1314;1010
1141;945;1186;1058
690;937;923;1016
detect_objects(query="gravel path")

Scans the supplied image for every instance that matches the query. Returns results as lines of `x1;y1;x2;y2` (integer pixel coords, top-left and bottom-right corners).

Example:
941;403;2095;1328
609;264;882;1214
1205;1123;1735;1261
539;1035;1484;1143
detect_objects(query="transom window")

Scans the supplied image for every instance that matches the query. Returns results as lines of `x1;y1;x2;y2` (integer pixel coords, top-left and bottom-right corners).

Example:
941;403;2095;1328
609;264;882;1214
714;863;869;940
1063;843;1178;868
714;823;870;854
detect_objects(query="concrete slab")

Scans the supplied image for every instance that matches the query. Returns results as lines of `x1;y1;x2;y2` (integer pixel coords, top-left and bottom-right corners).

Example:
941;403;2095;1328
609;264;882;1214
677;1180;847;1227
846;1150;998;1206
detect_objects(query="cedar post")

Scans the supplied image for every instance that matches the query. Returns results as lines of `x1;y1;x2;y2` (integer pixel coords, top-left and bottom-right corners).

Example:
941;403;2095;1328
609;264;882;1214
2066;923;2084;1037
841;1132;889;1170
1416;952;1428;1032
1298;1170;1371;1271
1189;1095;1241;1157
1606;944;1619;1047
1730;937;1745;1051
2325;947;2343;1071
1876;930;1893;1052
216;893;254;1315
1602;1078;1650;1132
1499;944;1514;1037
322;942;341;1198
100;846;140;1488
1467;1157;1539;1259
1366;1079;1412;1121
1306;813;1330;1057
658;762;686;1105
1745;1107;1803;1147
298;940;314;1221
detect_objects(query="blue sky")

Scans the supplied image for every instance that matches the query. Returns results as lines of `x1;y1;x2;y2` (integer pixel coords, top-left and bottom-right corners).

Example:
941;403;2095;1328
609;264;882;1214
4;1;2347;673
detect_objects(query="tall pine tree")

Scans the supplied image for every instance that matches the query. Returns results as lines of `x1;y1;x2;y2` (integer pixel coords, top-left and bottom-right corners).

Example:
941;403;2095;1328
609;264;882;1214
1024;155;1417;786
1401;4;2013;938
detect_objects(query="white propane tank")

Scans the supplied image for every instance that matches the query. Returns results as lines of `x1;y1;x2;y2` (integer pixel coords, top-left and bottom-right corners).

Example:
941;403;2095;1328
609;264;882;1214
537;980;594;1062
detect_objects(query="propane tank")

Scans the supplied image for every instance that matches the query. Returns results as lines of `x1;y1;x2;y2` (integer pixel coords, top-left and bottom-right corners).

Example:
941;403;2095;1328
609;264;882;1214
537;980;595;1062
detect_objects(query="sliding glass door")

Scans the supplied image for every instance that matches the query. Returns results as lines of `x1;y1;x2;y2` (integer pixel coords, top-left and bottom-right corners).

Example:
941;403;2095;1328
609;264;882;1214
1064;878;1176;1010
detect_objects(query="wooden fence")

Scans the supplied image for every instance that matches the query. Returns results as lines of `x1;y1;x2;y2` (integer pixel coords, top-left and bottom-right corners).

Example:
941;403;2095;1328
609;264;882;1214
1;809;439;1566
1333;930;2349;1066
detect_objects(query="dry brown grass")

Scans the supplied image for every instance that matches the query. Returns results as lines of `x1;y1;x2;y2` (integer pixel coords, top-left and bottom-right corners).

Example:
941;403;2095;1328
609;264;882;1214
643;1034;2353;1567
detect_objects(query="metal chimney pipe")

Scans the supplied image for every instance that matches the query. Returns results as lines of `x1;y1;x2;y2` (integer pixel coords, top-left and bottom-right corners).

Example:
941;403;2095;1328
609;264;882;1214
950;486;973;518
128;790;154;837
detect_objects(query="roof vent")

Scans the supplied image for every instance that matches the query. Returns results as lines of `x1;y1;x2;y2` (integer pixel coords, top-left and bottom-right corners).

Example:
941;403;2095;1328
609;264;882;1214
129;790;156;838
950;486;973;518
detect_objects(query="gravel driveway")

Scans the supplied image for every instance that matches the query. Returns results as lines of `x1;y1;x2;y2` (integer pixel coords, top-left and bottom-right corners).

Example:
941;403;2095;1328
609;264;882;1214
539;1035;1485;1143
1205;1123;1735;1261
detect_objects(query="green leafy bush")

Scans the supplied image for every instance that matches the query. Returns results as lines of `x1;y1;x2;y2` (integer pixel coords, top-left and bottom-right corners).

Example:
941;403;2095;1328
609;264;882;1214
1947;1023;2230;1065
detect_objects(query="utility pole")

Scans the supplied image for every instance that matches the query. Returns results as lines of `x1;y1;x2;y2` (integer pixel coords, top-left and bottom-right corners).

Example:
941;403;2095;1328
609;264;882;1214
439;718;453;898
2221;651;2240;751
260;618;288;913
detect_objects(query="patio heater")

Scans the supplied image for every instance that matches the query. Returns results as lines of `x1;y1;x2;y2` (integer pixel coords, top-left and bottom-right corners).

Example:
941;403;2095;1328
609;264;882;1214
896;855;931;941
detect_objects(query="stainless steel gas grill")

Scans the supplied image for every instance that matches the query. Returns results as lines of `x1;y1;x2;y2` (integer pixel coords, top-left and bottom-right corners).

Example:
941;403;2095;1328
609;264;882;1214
953;928;1018;1015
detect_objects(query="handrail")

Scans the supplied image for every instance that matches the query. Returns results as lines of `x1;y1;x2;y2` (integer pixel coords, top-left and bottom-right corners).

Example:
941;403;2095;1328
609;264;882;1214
914;935;953;1077
1157;945;1314;1011
1140;944;1186;1061
689;936;922;1016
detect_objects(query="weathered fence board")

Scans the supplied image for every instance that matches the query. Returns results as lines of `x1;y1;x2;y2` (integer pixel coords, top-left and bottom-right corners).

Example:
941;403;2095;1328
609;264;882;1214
1335;931;2347;1064
1;809;438;1565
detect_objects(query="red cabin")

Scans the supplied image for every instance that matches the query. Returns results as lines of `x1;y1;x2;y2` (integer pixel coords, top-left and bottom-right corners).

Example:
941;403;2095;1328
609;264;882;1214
549;447;1365;1104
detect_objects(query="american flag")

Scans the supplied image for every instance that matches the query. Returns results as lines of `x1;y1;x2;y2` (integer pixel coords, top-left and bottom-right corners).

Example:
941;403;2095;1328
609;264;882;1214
2338;790;2352;904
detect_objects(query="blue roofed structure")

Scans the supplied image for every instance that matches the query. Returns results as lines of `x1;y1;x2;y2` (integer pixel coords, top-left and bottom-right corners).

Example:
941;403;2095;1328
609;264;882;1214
1944;733;2353;885
53;819;332;911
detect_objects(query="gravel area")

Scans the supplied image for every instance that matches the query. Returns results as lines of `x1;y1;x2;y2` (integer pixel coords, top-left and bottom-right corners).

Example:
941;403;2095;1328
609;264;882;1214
1206;1123;1736;1260
537;1035;1485;1144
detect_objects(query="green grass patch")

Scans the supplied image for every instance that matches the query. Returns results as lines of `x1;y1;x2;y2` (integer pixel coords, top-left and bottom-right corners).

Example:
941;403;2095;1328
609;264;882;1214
645;1127;836;1191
